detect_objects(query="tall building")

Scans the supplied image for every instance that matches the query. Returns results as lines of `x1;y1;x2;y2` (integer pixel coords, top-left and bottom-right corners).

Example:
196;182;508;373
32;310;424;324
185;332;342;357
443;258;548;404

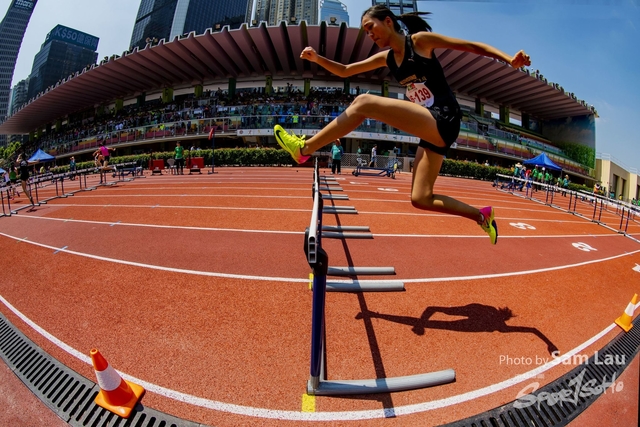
320;0;349;26
130;0;251;51
8;77;28;116
0;0;37;146
372;0;417;15
130;0;178;50
27;25;99;100
170;0;249;38
247;0;319;26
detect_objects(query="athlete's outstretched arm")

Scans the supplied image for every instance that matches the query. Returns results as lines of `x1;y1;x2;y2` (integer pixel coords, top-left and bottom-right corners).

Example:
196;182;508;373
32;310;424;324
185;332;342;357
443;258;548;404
300;46;388;78
412;32;531;68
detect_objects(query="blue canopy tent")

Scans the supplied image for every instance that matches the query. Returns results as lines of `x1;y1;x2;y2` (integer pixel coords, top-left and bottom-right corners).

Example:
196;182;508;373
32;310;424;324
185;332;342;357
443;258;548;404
523;152;562;172
28;149;55;164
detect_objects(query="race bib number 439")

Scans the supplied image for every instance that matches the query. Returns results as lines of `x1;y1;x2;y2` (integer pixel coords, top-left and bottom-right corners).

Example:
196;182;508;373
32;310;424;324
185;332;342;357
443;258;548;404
406;82;434;107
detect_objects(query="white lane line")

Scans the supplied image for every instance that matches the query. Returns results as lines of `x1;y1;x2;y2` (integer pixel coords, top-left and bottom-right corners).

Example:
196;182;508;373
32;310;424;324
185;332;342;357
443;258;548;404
9;215;608;237
66;193;577;212
77;194;310;200
53;246;68;254
0;293;635;421
18;203;600;223
0;231;304;283
0;231;638;285
13;215;302;235
43;203;310;213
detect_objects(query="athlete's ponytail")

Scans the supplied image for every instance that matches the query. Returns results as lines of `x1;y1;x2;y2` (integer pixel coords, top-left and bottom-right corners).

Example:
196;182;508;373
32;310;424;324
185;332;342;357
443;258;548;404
398;12;432;34
361;5;432;34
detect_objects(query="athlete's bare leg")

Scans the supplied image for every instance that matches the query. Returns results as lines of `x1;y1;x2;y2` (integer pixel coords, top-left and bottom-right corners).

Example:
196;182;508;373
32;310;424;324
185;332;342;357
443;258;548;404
301;94;446;155
410;146;481;222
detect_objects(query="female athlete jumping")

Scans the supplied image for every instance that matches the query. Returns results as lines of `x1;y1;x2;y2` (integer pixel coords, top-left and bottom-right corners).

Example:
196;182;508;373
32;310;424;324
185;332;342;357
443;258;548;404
274;5;531;244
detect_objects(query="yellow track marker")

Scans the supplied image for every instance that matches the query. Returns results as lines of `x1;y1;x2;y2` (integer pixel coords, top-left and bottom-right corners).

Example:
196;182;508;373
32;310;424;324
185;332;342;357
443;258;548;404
301;393;316;412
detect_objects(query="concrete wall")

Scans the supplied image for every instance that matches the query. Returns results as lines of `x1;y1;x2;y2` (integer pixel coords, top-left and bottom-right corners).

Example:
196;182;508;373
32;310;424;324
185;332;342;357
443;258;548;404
596;158;639;201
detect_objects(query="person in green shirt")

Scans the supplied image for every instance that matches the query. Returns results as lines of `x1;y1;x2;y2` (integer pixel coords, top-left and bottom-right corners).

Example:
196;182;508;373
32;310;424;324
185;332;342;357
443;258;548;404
331;139;344;174
174;141;185;175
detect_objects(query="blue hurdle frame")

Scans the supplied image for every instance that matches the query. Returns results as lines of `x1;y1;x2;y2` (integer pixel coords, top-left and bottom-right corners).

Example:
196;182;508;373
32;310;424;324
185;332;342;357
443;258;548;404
304;159;456;395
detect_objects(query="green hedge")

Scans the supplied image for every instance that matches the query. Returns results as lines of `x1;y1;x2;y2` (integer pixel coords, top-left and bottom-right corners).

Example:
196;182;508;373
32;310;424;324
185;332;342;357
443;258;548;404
50;148;294;173
440;159;509;181
47;150;593;192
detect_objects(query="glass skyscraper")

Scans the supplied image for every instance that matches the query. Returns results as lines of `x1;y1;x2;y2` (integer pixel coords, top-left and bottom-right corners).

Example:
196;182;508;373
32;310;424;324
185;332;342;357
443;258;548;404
170;0;250;38
319;0;349;26
130;0;178;50
247;0;319;26
27;25;99;101
0;0;37;145
130;0;251;51
8;77;28;116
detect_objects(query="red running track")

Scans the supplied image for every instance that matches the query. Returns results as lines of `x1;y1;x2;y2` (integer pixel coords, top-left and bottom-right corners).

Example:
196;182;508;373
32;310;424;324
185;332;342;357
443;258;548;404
1;167;639;427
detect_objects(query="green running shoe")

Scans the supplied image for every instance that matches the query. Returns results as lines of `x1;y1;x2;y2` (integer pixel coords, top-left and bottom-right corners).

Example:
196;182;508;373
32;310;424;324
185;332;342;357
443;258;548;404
479;206;498;245
274;125;310;164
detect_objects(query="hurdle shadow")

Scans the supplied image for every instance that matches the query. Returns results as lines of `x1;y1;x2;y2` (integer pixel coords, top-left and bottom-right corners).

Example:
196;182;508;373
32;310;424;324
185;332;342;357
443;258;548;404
356;303;559;355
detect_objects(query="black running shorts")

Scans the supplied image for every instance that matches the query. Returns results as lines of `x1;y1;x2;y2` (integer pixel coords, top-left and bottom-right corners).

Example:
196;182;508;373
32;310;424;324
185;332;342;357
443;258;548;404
418;105;462;156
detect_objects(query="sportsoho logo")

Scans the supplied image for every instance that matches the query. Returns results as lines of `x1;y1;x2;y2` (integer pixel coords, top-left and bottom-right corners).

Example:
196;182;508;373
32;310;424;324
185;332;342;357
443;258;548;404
514;368;623;409
14;0;34;9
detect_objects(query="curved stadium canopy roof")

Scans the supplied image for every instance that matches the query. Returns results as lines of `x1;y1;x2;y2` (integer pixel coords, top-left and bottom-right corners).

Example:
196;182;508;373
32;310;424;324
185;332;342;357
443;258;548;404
0;21;595;135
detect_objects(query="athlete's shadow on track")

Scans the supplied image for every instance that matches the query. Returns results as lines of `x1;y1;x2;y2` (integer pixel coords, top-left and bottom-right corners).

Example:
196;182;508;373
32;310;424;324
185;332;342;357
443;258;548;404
356;303;559;355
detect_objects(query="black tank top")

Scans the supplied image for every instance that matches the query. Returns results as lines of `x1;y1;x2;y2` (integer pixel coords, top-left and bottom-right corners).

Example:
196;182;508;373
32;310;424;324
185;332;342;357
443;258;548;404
19;160;30;181
386;35;459;112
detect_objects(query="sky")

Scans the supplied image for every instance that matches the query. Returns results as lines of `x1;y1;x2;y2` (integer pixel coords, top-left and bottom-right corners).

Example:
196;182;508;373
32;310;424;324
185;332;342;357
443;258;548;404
1;0;638;171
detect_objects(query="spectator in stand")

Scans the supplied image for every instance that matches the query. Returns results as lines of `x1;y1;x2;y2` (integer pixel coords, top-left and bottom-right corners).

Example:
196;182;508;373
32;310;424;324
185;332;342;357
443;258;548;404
331;139;344;174
174;141;185;175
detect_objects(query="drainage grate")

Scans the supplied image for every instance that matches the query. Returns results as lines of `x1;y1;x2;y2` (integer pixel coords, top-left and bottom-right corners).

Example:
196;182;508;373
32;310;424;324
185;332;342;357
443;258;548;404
442;316;640;427
0;312;203;427
3;310;639;427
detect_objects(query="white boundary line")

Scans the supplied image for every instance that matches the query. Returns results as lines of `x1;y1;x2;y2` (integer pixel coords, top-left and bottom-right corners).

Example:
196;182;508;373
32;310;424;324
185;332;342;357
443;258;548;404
0;293;634;421
6;214;620;238
0;230;638;284
16;202;613;223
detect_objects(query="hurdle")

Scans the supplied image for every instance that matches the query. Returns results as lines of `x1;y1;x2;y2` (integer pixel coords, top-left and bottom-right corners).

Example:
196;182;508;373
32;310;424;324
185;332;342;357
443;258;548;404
351;158;398;179
496;173;639;241
304;159;455;395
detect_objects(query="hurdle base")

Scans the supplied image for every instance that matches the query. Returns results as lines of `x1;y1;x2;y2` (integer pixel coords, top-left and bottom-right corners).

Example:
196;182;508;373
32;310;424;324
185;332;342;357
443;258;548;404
189;167;202;174
322;195;349;200
326;280;404;292
307;369;455;396
328;266;395;276
322;231;372;239
11;204;37;214
323;208;357;214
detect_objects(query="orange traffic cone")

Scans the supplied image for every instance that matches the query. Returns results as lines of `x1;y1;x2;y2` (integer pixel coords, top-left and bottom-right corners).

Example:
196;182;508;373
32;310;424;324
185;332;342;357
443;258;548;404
615;294;638;333
90;349;145;418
